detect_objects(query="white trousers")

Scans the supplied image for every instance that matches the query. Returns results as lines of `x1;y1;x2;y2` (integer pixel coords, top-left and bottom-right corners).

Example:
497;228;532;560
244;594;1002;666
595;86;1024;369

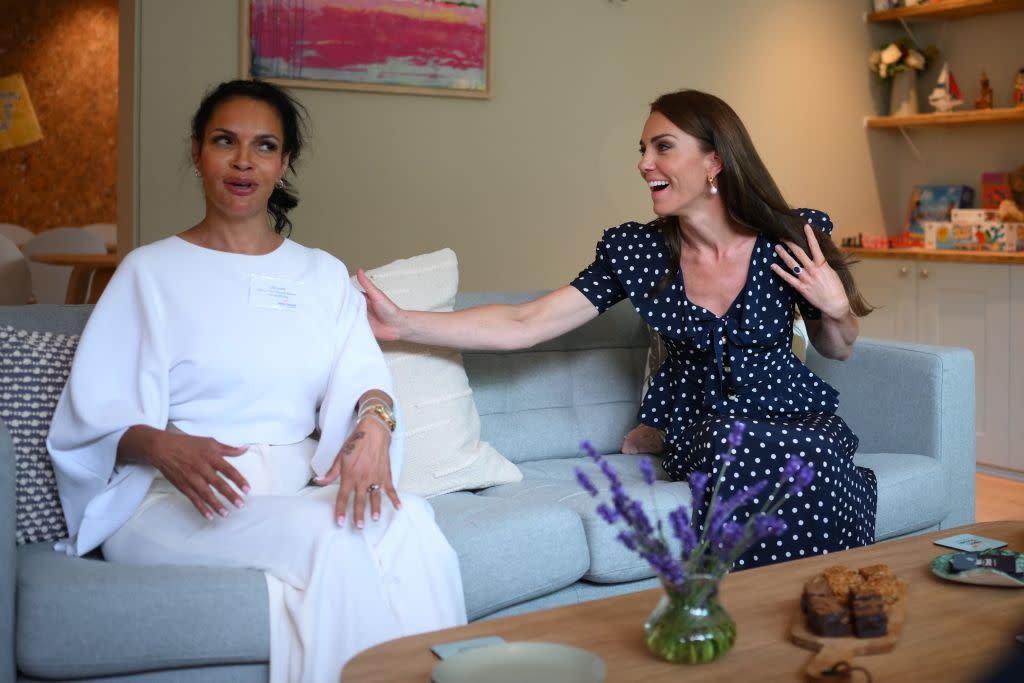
102;440;467;683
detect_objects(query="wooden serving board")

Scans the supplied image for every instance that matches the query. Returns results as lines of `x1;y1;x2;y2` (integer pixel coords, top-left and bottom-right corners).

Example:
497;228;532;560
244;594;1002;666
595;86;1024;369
789;591;907;681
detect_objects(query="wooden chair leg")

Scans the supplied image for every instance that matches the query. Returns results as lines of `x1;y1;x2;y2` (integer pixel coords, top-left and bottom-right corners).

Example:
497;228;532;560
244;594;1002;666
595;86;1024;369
64;266;93;305
87;267;114;304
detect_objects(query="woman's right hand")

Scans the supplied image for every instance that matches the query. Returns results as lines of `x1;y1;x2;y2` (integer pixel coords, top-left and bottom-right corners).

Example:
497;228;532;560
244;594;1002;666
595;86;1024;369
622;424;666;455
356;268;404;341
120;425;249;520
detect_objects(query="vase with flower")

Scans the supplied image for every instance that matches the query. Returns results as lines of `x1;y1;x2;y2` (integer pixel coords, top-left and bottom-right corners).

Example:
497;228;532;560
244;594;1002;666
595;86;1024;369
575;421;816;665
868;39;937;116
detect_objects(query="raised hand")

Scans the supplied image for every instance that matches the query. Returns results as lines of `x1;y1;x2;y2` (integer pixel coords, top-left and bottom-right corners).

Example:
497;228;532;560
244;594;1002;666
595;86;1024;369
622;424;666;455
770;223;851;321
355;268;404;341
144;429;250;520
315;416;400;528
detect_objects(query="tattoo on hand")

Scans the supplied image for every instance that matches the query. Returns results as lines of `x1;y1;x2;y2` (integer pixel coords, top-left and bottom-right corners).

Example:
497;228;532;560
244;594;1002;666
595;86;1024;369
342;431;365;456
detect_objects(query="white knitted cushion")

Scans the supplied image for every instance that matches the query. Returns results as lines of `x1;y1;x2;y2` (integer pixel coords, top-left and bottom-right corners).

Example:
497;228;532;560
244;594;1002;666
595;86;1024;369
355;248;522;497
0;325;73;544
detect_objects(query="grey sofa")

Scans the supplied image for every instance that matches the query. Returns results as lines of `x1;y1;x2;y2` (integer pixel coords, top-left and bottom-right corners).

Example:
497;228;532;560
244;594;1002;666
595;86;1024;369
1;294;975;682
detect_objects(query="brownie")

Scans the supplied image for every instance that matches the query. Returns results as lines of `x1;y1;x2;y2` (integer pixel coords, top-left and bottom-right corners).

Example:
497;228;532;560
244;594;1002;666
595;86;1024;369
801;575;832;613
861;574;905;606
857;564;894;581
823;566;863;606
806;595;852;637
851;590;888;638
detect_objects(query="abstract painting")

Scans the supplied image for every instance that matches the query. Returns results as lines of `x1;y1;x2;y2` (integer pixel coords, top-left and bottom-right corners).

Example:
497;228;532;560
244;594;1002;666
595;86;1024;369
241;0;489;98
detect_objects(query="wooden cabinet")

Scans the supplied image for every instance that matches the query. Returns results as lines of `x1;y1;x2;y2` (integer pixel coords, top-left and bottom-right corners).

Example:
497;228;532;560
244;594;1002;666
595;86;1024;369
1009;267;1024;474
852;258;1015;472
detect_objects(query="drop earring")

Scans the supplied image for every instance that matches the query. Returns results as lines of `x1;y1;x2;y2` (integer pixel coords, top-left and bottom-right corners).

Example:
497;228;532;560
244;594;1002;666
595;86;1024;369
275;178;285;189
194;168;201;178
707;175;718;195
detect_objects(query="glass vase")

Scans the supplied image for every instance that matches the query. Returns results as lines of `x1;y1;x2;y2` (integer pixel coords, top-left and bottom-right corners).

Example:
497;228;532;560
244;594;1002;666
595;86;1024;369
644;575;736;664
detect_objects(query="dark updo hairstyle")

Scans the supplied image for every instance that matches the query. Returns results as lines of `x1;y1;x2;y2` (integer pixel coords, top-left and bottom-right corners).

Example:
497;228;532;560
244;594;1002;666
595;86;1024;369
649;90;872;317
191;79;309;236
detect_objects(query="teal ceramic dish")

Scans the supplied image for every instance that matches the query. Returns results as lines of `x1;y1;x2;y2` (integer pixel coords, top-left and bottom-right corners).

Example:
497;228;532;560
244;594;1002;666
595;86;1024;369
931;550;1024;588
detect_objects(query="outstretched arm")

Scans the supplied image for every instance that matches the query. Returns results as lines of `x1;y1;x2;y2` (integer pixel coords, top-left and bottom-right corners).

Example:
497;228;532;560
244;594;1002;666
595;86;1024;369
357;269;600;351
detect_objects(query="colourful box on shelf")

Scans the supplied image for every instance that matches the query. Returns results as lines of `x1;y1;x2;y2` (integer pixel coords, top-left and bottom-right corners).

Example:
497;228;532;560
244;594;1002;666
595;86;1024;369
951;208;999;224
922;221;976;250
906;185;975;242
981;172;1012;209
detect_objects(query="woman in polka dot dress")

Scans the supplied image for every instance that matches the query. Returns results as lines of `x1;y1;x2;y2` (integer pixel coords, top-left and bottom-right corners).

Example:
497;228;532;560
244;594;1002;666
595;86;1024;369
359;90;877;570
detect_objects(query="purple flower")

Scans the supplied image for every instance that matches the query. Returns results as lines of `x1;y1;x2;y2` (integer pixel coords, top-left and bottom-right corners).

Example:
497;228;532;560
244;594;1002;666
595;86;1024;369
714;521;746;559
575;467;598;497
752;513;788;539
668;505;697;555
781;454;804;481
790;464;815;496
597;502;619;524
727;421;747;448
638;457;656;485
688;470;709;501
599;459;622;489
580;440;600;461
708;480;768;536
617;531;637;551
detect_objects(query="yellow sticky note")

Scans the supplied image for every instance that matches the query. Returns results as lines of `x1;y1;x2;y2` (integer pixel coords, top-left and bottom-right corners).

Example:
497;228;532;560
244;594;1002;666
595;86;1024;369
0;73;44;153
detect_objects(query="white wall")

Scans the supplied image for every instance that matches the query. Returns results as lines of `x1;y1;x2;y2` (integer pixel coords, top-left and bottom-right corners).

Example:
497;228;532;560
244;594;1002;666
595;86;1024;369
135;0;1024;290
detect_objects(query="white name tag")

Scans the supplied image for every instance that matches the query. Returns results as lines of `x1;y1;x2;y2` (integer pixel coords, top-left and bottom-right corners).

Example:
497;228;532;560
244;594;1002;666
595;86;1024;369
249;274;304;311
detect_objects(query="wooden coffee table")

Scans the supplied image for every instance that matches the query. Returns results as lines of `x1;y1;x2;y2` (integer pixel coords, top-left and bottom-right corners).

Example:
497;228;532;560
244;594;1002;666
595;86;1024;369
343;521;1024;682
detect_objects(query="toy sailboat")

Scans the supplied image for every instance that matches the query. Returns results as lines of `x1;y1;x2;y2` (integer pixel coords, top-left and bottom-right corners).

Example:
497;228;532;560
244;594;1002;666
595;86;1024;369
928;63;963;112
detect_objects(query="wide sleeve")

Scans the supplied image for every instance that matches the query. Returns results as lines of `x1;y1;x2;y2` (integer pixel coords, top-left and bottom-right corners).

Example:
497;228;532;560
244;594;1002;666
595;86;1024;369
310;269;403;482
792;208;834;320
46;253;169;556
569;227;629;314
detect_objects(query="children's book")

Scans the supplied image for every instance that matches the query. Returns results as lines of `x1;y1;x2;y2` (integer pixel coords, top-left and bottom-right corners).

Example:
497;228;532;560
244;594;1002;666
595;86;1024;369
905;185;974;245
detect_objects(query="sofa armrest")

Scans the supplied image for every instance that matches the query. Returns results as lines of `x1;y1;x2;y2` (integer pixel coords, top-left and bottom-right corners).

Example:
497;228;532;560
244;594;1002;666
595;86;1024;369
806;337;975;528
1;420;16;683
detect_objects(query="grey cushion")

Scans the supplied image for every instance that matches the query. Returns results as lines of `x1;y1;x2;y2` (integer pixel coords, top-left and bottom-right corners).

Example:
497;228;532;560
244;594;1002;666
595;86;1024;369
482;455;691;583
854;452;949;541
428;492;589;620
16;544;269;679
0;326;72;544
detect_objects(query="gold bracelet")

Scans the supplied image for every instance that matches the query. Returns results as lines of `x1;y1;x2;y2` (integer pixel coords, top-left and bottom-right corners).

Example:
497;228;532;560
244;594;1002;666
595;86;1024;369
357;403;396;432
359;411;394;434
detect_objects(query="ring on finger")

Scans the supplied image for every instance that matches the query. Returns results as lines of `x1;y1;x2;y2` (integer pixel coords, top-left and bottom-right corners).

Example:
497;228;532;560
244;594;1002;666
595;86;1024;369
366;483;382;494
792;265;803;275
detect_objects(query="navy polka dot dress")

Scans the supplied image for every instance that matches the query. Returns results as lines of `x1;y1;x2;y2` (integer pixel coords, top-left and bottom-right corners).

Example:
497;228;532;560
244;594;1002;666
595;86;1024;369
570;208;877;569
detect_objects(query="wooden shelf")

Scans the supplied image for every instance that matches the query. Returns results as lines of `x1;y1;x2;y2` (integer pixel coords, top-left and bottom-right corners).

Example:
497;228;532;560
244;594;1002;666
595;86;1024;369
844;247;1024;264
866;0;1024;22
864;107;1024;128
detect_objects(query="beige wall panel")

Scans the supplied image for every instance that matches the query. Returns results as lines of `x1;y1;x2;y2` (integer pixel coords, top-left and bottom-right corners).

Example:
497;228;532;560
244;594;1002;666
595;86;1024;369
136;0;1024;290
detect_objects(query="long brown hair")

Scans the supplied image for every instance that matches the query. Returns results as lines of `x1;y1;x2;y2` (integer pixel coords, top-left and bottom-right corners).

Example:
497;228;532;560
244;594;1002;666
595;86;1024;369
649;90;872;317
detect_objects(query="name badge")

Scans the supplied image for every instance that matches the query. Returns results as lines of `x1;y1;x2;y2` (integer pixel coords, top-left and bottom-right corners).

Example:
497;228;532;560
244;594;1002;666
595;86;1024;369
249;274;304;311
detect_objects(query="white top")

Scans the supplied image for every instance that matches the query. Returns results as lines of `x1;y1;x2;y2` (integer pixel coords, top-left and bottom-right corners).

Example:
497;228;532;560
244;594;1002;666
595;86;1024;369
47;236;399;556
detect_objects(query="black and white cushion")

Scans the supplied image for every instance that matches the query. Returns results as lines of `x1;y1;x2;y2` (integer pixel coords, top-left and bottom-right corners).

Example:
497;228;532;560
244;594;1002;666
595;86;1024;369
0;325;75;544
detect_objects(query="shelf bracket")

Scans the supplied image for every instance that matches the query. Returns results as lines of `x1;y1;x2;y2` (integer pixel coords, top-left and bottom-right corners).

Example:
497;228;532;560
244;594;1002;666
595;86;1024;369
896;126;923;162
897;17;919;44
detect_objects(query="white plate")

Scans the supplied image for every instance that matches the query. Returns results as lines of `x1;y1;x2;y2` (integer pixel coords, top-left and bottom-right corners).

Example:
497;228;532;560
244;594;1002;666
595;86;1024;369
431;641;607;683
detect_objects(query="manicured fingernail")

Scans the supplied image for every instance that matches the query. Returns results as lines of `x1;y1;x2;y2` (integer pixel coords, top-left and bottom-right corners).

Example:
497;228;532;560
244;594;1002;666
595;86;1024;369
357;520;365;529
337;516;344;526
235;499;245;509
204;512;213;521
219;508;229;518
242;485;251;494
372;513;380;521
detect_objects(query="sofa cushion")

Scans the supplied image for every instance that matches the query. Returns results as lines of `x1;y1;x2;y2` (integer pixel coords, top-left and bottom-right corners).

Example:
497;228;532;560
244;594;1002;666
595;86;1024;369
481;455;692;583
854;452;949;541
359;250;522;497
0;325;72;544
428;492;588;621
16;543;269;679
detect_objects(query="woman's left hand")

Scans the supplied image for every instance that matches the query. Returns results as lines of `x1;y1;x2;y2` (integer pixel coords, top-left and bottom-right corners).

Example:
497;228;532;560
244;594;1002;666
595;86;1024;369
770;223;851;320
314;417;400;528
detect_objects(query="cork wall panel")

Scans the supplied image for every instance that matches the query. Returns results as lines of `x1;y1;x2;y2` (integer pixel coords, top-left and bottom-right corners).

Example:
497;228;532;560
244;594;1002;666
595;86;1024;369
0;0;118;232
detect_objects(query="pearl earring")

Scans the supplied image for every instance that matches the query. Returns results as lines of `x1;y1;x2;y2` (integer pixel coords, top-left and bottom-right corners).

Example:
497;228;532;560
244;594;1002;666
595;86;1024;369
707;175;718;195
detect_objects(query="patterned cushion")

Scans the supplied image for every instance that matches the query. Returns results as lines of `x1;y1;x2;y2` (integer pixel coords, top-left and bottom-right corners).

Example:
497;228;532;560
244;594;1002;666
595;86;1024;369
0;325;74;544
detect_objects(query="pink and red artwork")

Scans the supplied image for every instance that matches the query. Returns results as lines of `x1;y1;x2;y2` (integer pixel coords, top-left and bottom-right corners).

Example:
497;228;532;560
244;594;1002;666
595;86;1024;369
244;0;489;98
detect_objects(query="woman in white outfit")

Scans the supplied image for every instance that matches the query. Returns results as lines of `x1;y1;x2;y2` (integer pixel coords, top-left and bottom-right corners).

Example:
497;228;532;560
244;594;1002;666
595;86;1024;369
46;79;466;682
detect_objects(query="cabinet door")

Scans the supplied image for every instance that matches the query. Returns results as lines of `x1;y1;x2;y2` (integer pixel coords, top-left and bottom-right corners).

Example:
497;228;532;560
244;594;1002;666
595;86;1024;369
1008;267;1024;474
916;262;1010;470
851;258;917;342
